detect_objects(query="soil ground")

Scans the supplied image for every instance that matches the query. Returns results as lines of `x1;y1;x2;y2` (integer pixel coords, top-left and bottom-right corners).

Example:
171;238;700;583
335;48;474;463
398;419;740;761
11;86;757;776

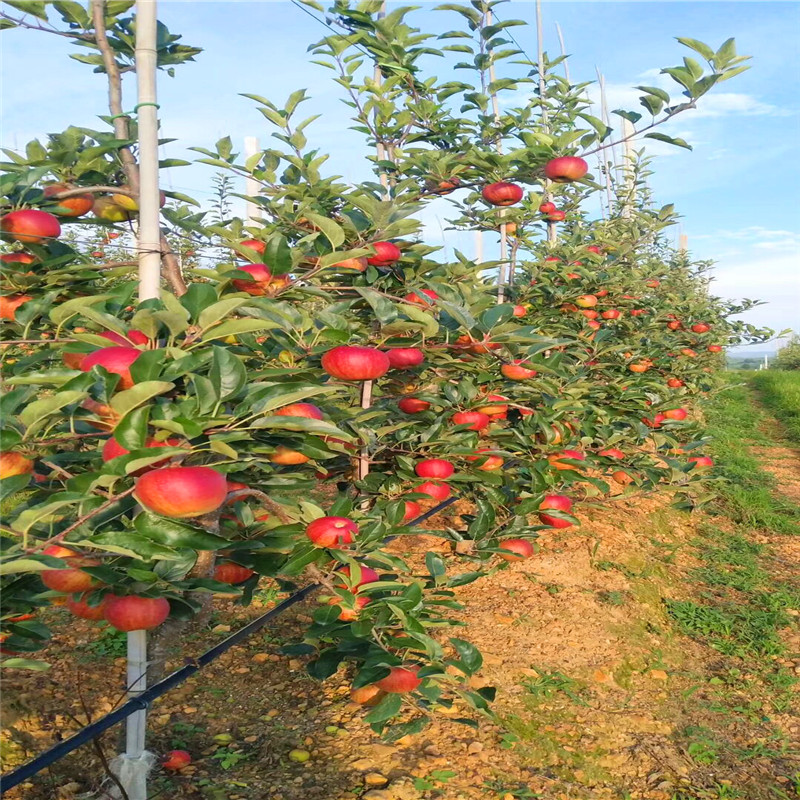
3;380;799;800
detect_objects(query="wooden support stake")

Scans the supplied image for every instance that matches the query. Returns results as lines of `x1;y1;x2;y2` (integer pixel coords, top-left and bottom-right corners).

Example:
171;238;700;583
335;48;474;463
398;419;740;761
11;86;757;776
244;136;262;222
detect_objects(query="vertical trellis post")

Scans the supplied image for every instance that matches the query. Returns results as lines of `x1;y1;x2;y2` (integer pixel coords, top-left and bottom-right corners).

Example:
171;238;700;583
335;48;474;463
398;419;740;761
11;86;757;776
244;136;263;222
535;0;556;246
621;117;635;217
595;69;616;217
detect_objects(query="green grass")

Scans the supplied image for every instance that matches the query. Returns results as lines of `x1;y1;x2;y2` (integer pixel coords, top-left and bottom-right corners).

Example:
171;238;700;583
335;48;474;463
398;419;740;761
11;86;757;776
704;381;800;534
750;370;800;444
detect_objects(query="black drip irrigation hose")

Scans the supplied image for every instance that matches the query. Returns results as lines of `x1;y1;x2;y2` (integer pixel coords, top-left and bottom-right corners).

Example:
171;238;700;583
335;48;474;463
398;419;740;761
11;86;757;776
0;495;460;793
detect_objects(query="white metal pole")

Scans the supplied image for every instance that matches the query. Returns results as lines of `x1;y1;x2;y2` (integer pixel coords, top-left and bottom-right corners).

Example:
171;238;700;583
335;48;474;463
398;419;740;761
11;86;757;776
621;117;635;218
126;629;148;758
244;136;262;222
135;0;161;302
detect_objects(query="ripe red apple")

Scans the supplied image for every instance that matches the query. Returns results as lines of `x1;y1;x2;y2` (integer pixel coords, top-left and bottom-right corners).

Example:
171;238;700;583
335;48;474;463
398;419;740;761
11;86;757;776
667;320;682;331
403;500;422;522
663;408;688;421
134;466;229;519
0;294;32;321
350;684;385;705
594;289;609;298
681;348;698;358
612;470;634;486
482;181;523;206
576;295;598;308
367;241;402;266
538;494;574;528
451;410;491;430
643;413;666;428
0;251;37;265
333;256;368;271
429;177;461;195
335;564;380;589
238;239;266;261
1;209;61;243
66;593;107;621
548;450;585;471
80;346;141;390
274;402;324;420
582;309;599;320
544;156;589;183
42;183;94;217
385;348;425;369
599;448;625;459
601;309;621;320
231;263;273;295
162;750;192;771
691;323;711;333
321;345;390;381
544;256;560;263
99;330;150;347
0;451;33;479
403;289;438;307
416;481;451;501
501;361;537;380
466;449;504;471
708;345;723;353
498;538;534;561
645;280;660;288
667;378;684;388
630;309;647;317
213;562;255;584
398;397;430;414
104;595;170;632
688;455;713;470
306;516;359;548
539;201;556;214
512;305;527;317
415;458;455;480
586;245;603;254
546;210;566;222
40;546;99;593
329;594;370;621
475;394;509;419
629;363;649;374
375;666;421;693
586;320;601;331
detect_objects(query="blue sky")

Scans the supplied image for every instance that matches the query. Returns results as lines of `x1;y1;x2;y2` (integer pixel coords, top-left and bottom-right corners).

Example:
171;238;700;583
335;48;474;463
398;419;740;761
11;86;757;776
2;1;798;347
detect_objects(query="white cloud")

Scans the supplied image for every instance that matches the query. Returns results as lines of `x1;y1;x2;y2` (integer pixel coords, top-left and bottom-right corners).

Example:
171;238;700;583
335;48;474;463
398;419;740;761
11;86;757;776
694;226;800;252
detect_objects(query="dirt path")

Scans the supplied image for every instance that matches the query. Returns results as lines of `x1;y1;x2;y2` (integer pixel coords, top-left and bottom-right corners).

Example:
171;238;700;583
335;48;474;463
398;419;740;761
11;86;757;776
4;397;800;800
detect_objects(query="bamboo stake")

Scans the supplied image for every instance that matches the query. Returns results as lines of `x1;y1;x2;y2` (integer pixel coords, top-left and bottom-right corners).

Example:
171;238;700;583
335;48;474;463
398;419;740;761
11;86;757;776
595;68;615;217
486;6;509;303
621;117;635;218
243;136;263;222
536;0;556;246
135;0;160;302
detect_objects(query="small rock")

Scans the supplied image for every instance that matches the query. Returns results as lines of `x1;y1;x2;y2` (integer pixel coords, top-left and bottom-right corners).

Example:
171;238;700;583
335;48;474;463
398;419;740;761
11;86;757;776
649;669;668;681
288;659;302;670
211;624;231;633
467;741;483;754
182;706;197;714
234;667;250;674
350;757;376;772
244;735;258;743
362;792;393;800
365;773;388;787
251;653;271;663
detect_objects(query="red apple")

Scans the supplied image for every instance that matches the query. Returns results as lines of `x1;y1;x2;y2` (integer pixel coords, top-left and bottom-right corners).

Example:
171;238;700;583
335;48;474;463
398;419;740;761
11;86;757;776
162;750;192;771
134;466;228;519
385;348;424;369
0;451;33;479
104;595;170;632
1;209;61;243
367;241;402;266
630;309;647;317
375;666;421;693
645;280;660;288
512;305;527;317
416;481;451;501
498;538;534;561
582;309;599;320
451;410;491;430
501;361;537;380
231;263;273;295
475;394;509;419
544;156;588;183
708;345;723;353
321;346;390;381
598;448;624;459
482;181;523;206
544;256;560;263
681;348;698;358
213;562;255;584
306;516;359;548
538;494;574;528
688;455;713;470
398;397;430;414
80;346;141;390
238;239;266;262
576;295;598;308
0;251;37;265
546;210;566;222
101;437;178;470
548;450;585;471
403;289;439;307
0;294;32;321
328;594;370;621
403;499;422;522
350;684;385;705
99;330;150;347
274;403;324;420
539;201;556;214
466;449;504;471
66;593;107;620
667;378;684;388
663;408;687;421
335;564;380;590
601;309;621;320
40;546;99;593
42;183;94;217
691;323;711;333
586;245;603;254
612;470;634;486
415;459;455;480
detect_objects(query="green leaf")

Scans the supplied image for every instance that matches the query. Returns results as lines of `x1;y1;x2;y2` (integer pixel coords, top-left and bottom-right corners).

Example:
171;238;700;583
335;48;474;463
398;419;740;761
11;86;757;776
0;558;53;576
300;213;345;249
676;37;715;61
198;298;247;330
11;493;84;534
265;233;293;275
134;512;230;550
644;132;692;150
20;391;88;436
449;637;483;675
364;692;402;724
425;552;446;580
0;657;51;671
87;532;183;561
481;304;514;330
113;405;150;450
635;85;670;102
3;1;49;21
210;346;247;401
109;381;174;417
53;1;89;26
180;282;218;322
200;318;279;342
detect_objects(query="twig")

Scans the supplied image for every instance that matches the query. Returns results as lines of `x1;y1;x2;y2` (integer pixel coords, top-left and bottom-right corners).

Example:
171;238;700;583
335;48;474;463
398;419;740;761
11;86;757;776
226;488;292;524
